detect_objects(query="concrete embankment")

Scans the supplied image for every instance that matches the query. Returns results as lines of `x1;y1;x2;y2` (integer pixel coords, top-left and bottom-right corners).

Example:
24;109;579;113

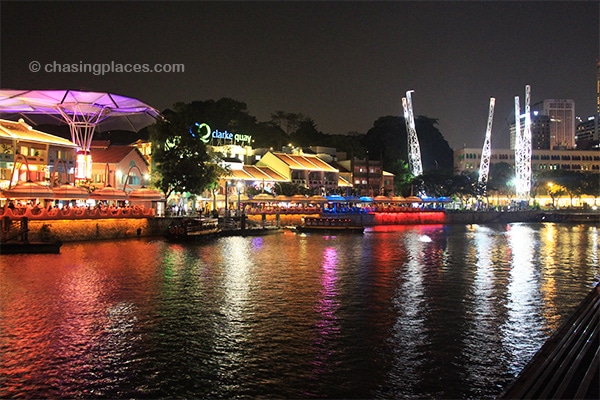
20;218;171;242
444;210;543;224
14;210;599;243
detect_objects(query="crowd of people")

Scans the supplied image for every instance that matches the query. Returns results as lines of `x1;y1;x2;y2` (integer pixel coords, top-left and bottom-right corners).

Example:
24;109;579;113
1;200;153;219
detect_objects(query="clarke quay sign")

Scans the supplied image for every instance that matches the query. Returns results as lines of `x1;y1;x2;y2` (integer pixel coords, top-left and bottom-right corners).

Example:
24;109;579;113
190;122;252;146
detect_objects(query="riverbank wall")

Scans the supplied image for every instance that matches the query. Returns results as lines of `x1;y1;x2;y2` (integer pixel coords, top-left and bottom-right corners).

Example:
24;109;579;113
10;210;599;243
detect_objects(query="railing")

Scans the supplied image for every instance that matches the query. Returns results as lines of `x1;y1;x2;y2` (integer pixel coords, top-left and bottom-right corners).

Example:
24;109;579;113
500;283;599;399
243;206;443;215
245;206;322;215
0;206;155;220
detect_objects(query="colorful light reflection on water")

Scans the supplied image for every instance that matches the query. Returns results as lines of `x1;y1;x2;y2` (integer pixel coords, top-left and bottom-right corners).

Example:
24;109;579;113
0;223;598;398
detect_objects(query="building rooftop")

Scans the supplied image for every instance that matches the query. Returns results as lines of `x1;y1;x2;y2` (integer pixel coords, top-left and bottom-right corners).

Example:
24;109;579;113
271;152;338;172
90;145;146;165
0;118;77;147
228;165;288;182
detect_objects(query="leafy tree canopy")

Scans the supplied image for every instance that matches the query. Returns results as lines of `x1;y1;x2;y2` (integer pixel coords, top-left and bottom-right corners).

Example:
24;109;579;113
149;103;226;199
486;162;514;195
362;115;453;176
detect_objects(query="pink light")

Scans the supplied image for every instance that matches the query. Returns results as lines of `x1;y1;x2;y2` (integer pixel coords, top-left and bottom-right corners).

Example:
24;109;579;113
373;211;446;225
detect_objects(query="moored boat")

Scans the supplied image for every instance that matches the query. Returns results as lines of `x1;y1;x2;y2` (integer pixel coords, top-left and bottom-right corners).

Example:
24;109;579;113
1;240;63;254
294;216;364;234
164;218;220;241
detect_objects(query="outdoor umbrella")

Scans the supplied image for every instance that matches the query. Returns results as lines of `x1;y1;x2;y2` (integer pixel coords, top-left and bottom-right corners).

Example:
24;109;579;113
128;187;165;201
90;185;128;201
52;183;89;199
248;193;275;203
2;181;54;199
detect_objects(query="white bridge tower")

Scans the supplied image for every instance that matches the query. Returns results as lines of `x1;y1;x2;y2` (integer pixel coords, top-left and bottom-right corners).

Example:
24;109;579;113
514;85;533;201
477;97;495;196
402;90;423;178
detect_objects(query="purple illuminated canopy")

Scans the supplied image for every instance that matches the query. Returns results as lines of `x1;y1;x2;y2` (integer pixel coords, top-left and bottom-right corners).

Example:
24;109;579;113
0;89;163;151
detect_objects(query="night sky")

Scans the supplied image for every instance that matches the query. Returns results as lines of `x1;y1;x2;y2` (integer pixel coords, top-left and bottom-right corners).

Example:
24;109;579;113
1;1;598;150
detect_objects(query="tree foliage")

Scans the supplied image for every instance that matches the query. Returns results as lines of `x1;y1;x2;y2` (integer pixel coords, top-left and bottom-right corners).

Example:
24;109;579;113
149;103;225;199
415;169;476;198
536;170;599;206
362;115;454;176
486;162;514;196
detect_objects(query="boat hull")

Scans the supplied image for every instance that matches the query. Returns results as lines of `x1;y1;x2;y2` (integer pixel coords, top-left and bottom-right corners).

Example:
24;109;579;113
294;217;364;234
164;218;220;242
1;240;63;254
294;226;364;234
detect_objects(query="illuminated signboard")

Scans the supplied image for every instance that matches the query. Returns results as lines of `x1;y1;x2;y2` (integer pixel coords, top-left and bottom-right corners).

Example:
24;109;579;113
190;123;252;146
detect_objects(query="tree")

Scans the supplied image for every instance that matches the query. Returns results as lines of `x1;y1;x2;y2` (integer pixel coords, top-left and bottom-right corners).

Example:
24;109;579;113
539;170;595;207
292;118;324;147
252;121;289;149
487;162;514;199
417;169;476;198
149;103;225;199
270;111;304;135
546;181;567;208
362;115;453;176
390;159;413;196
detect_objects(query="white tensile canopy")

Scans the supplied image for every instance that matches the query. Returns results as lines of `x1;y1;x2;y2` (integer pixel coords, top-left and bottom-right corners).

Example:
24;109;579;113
0;89;163;153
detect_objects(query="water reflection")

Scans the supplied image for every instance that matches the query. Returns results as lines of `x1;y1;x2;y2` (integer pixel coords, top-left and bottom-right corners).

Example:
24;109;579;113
311;247;340;377
463;225;510;395
502;224;545;375
0;225;598;399
386;229;428;398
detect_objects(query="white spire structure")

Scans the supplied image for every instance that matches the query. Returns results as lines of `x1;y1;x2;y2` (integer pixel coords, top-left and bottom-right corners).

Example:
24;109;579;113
477;97;495;196
514;85;533;201
401;90;423;178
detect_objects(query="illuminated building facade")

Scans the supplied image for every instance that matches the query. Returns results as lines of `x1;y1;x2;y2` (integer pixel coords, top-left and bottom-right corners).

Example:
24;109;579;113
256;151;341;194
510;112;552;150
0;119;77;189
89;141;150;191
541;99;576;149
575;116;599;149
337;157;388;196
455;147;600;174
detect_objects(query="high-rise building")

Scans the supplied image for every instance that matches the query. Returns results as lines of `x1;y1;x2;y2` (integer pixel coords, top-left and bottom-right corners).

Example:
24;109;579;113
576;116;599;149
510;112;551;150
540;99;576;149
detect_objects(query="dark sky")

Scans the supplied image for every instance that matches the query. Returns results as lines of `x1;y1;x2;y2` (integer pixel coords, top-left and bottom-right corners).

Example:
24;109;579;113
1;1;598;150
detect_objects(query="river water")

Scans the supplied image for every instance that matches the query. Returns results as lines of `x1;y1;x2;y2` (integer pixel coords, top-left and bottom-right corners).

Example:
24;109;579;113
0;222;598;399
